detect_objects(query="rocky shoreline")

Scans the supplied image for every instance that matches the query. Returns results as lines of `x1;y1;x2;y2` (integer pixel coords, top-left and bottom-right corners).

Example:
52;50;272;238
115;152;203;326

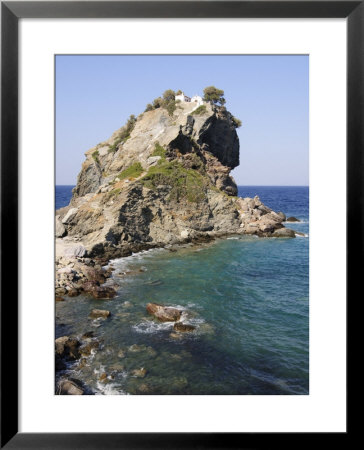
55;226;302;394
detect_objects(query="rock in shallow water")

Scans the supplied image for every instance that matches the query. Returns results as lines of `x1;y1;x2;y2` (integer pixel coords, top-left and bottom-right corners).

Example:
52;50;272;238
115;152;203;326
67;288;80;297
90;286;116;299
173;322;195;332
272;228;296;238
118;349;126;359
79;340;99;356
169;332;184;340
55;336;80;360
89;309;110;319
131;368;147;378
286;216;300;222
146;303;181;322
57;379;84;395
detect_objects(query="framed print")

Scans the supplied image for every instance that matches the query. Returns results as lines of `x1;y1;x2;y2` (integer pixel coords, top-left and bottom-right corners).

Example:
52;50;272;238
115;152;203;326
1;1;357;447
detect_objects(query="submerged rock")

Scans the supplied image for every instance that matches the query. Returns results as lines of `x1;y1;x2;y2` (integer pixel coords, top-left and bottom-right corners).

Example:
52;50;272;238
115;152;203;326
79;340;99;356
109;363;125;372
89;309;111;319
173;322;195;332
122;301;133;308
169;332;184;340
137;383;151;393
128;344;145;353
99;373;108;382
82;331;95;339
146;303;182;322
131;368;147;378
117;349;126;359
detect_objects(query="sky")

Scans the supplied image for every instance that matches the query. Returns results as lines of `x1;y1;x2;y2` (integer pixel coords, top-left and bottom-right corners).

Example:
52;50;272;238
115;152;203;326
56;55;308;186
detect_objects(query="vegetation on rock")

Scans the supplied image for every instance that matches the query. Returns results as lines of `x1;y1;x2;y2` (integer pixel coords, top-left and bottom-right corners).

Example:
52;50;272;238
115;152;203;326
108;115;137;153
92;150;100;163
118;162;144;180
203;86;226;106
141;159;207;203
151;142;166;159
232;116;242;128
145;89;177;116
191;104;207;115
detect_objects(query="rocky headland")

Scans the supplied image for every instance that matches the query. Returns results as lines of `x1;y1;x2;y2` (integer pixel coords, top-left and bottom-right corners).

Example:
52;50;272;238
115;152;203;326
55;91;297;393
56;96;294;267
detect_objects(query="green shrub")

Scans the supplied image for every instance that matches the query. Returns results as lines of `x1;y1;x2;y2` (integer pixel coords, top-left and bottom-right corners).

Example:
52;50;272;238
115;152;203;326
145;103;154;112
104;187;121;202
165;100;176;116
92;150;100;163
151;142;166;159
108;137;122;153
118;162;144;180
108;114;137;153
232;116;242;128
191;104;207;115
163;89;176;103
153;97;163;109
141;160;206;203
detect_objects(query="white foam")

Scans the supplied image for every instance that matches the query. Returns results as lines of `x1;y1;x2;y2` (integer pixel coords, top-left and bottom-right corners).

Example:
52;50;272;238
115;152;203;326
94;381;125;395
132;320;174;334
109;248;167;275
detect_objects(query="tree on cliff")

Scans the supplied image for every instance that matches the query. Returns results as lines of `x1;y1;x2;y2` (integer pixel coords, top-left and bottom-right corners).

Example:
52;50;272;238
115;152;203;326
203;86;226;106
163;89;176;103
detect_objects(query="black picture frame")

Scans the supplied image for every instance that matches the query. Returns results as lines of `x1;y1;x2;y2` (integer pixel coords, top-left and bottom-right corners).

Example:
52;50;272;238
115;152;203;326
1;1;356;448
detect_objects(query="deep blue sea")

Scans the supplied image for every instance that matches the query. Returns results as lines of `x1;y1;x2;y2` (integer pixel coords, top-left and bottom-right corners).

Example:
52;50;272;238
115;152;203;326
56;186;309;395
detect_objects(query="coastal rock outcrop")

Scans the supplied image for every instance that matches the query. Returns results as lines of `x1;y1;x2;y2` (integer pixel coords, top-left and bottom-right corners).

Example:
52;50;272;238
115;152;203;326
55;336;81;360
55;254;115;298
55;98;292;260
146;303;182;322
273;228;296;238
57;379;84;395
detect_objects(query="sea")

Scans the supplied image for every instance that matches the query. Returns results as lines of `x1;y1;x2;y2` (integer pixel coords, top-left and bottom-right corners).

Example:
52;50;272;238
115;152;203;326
55;186;309;395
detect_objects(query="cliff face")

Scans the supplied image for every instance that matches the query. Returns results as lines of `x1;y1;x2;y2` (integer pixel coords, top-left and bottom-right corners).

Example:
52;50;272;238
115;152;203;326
56;101;290;259
72;102;239;199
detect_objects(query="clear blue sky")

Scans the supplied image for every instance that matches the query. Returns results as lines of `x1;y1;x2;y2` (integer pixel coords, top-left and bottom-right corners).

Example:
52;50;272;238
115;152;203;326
56;55;308;186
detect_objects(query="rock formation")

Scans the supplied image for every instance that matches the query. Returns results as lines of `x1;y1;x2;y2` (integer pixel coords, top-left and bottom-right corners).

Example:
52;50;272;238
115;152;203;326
56;98;294;262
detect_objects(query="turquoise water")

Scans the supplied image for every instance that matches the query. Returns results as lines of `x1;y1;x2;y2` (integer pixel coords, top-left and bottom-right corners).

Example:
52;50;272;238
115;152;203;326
56;186;309;395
